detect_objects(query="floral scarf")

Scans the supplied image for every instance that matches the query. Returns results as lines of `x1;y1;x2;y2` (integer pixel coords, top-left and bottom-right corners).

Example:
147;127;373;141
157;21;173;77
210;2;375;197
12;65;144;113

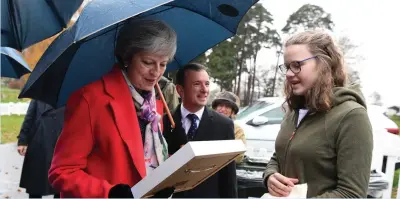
122;70;169;174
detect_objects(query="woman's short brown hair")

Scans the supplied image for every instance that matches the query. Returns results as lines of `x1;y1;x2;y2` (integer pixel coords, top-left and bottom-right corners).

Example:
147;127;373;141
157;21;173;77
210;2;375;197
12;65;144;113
283;30;347;112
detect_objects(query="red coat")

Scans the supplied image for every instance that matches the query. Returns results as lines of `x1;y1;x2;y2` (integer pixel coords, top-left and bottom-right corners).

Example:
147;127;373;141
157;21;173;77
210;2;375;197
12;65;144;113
48;66;164;198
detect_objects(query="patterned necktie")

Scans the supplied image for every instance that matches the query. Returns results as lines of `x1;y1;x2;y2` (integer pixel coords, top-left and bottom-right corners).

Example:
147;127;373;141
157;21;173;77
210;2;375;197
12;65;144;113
187;113;199;141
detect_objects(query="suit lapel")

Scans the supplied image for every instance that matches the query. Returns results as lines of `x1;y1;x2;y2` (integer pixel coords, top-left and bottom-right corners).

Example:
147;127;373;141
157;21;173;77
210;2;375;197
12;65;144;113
37;101;53;116
172;105;186;139
194;108;213;141
168;105;188;153
104;65;146;178
43;103;53;113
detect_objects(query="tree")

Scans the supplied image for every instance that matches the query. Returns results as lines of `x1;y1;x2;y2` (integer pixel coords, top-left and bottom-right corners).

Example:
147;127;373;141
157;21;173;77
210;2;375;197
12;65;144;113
337;35;364;84
192;53;207;65
246;4;281;104
207;41;237;91
232;15;253;97
282;4;334;34
205;3;280;99
261;69;274;97
214;3;281;105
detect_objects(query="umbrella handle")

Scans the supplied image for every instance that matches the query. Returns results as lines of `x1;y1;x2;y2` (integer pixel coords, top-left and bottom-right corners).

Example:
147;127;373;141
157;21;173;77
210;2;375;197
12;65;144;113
155;83;176;129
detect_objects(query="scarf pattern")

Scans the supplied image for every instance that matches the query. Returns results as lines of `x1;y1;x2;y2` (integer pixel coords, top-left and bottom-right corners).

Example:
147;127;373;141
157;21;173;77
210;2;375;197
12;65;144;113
122;70;169;174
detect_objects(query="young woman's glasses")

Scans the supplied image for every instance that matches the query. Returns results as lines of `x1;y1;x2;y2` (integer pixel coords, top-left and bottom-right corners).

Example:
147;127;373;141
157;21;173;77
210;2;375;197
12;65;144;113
278;56;317;74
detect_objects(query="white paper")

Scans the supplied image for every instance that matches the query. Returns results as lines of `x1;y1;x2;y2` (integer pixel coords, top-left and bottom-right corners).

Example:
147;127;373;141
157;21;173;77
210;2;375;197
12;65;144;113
261;183;308;198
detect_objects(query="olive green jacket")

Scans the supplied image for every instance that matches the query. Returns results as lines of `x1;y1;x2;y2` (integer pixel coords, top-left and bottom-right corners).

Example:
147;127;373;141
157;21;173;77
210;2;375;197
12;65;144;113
264;85;373;198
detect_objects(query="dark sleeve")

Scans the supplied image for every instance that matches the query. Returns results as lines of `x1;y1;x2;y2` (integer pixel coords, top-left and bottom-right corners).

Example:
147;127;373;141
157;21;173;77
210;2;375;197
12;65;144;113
108;184;174;198
17;100;38;145
218;119;238;198
108;184;133;198
315;108;373;198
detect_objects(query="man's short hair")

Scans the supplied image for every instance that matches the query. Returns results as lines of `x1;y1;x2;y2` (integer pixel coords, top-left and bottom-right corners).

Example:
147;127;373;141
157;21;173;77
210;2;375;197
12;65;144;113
175;63;208;86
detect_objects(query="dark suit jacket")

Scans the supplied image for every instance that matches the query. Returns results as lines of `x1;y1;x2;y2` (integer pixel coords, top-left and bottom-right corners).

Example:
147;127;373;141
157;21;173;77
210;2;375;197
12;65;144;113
163;105;238;198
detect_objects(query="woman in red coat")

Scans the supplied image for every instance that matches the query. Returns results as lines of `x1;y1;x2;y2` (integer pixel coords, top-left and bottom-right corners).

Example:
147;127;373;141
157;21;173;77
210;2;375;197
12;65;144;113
48;19;177;198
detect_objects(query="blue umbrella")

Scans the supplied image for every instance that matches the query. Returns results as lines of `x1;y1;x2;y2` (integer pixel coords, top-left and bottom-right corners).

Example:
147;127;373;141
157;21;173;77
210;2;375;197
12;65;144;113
1;47;31;78
19;0;258;108
1;0;83;50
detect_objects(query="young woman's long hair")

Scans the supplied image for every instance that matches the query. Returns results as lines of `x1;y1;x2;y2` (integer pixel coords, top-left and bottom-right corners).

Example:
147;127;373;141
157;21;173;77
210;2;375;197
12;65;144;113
283;30;347;112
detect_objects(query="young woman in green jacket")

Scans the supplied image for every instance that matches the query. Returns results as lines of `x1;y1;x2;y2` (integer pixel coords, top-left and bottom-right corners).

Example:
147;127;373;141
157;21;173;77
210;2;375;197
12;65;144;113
264;30;373;198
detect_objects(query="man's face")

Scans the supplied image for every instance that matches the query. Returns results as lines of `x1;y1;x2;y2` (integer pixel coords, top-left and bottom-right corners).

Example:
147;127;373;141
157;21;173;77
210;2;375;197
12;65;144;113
177;70;210;112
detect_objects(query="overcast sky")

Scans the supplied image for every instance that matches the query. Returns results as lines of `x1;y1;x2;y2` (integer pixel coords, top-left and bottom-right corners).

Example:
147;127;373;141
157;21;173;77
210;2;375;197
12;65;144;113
256;0;400;106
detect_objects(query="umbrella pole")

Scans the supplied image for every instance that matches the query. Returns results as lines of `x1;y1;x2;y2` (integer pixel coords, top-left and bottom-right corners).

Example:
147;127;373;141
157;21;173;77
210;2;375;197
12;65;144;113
155;83;175;129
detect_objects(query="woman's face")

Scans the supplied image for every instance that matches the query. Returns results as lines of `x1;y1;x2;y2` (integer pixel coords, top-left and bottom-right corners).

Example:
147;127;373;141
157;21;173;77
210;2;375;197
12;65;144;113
127;51;169;91
215;103;233;117
284;44;319;96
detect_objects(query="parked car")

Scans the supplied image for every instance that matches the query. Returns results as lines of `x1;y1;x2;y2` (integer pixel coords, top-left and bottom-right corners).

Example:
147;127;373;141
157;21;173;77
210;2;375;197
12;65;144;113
368;104;399;135
235;97;285;164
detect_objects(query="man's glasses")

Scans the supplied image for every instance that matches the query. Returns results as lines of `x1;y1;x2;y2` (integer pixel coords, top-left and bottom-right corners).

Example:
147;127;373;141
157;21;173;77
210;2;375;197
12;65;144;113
278;56;317;74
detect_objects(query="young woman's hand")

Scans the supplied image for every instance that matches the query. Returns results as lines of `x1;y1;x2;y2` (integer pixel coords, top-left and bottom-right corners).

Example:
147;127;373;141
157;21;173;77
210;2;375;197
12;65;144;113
267;172;299;197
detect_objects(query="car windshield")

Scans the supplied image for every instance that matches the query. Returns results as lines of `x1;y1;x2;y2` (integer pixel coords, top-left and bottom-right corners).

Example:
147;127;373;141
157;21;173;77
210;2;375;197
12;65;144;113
260;107;285;124
236;101;272;120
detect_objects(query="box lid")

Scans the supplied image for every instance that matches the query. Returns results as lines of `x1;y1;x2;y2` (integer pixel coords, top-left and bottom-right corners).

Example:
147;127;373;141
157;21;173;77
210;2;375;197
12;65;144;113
131;140;246;198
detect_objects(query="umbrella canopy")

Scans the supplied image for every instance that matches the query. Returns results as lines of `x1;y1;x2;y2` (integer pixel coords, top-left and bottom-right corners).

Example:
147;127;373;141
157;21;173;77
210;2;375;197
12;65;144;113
1;0;83;50
1;47;31;78
19;0;258;108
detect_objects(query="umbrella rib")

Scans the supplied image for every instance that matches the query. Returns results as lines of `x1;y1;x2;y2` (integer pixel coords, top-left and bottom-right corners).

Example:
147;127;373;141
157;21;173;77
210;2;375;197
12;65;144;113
137;6;175;19
45;0;68;27
7;0;22;50
173;56;182;68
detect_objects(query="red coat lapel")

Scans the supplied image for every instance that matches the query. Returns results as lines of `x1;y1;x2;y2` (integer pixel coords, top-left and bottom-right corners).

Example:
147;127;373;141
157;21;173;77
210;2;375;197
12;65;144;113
103;65;146;178
102;65;166;179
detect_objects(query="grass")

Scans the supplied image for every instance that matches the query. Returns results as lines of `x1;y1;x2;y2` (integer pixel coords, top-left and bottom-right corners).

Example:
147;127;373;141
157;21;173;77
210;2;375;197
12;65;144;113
1;85;29;143
393;167;400;198
0;115;24;144
390;115;400;129
0;86;29;103
389;115;400;198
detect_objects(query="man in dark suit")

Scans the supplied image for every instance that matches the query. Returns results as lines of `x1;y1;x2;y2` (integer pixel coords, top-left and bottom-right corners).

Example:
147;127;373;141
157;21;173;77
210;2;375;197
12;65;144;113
163;63;238;198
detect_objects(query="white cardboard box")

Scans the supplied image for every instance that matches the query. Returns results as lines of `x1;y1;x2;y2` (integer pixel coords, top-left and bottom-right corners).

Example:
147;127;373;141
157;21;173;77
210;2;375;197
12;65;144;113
131;140;246;198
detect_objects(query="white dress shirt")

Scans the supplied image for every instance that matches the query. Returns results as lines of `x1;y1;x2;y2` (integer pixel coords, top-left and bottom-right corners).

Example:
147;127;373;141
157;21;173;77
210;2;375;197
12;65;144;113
180;105;205;134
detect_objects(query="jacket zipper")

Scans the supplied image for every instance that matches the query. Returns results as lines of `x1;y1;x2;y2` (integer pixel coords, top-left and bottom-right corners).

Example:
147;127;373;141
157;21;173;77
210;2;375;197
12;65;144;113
283;110;310;172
